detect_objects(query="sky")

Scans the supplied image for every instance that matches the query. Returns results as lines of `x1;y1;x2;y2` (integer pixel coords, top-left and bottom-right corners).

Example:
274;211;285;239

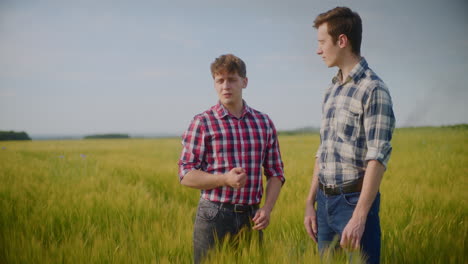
1;0;467;137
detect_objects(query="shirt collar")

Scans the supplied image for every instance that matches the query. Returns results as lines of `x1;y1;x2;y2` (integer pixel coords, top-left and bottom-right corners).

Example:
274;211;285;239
213;100;252;119
332;57;368;85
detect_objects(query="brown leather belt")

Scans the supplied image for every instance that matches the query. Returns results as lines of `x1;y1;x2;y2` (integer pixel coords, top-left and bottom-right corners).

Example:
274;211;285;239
319;177;363;195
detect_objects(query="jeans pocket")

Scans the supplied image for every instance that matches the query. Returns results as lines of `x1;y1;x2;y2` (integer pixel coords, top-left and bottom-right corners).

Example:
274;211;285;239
197;200;220;221
341;192;360;207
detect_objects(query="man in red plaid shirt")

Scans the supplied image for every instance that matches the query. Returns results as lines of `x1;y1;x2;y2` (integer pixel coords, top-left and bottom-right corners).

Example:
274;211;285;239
178;54;285;263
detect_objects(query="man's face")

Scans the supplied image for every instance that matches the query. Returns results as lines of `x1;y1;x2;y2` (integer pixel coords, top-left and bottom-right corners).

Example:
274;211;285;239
214;71;247;107
316;23;341;68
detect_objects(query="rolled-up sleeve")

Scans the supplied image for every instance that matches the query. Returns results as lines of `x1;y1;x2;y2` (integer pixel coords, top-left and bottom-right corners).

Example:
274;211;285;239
363;86;396;169
178;116;206;181
262;117;285;184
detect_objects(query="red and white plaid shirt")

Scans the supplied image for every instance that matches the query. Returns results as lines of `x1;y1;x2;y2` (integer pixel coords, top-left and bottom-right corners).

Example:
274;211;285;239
178;101;285;205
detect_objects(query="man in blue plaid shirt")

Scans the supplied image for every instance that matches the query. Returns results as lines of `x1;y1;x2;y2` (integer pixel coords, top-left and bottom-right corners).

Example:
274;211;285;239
304;7;395;264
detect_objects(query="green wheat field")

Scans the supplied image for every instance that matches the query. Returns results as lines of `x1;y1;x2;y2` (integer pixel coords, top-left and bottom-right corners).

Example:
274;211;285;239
0;126;466;263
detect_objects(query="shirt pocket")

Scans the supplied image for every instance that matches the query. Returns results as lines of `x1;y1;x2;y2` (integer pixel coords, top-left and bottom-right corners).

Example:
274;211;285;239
335;108;360;142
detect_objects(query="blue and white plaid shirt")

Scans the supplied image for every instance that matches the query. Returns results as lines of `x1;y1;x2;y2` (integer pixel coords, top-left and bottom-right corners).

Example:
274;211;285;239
317;58;395;186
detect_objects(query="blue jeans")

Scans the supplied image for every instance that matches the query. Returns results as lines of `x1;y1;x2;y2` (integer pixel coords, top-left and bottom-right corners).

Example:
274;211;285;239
193;198;262;264
317;189;381;264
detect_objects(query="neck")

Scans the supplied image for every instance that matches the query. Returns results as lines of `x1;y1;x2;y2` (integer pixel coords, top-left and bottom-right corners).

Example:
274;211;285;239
338;53;361;82
223;100;244;118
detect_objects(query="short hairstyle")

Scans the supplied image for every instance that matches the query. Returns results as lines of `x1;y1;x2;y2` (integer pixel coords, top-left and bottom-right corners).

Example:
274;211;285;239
210;54;247;78
314;7;362;56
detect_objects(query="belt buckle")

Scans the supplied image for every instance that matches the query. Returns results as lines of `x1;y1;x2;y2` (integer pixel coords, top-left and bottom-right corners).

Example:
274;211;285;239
322;183;337;196
320;183;329;194
321;184;327;193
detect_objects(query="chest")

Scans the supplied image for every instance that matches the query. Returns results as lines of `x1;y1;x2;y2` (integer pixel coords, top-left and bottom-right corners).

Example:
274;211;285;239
323;84;365;118
205;117;271;156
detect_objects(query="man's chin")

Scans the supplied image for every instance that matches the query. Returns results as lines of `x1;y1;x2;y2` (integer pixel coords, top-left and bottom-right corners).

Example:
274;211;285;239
221;99;234;105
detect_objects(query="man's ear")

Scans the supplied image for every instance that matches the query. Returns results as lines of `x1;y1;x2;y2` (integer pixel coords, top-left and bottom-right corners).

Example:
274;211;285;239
337;34;348;48
243;77;248;89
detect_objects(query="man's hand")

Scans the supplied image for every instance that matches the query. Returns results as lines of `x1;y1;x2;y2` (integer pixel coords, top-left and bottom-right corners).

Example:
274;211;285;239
251;177;282;231
340;216;365;250
340;160;384;250
252;207;271;230
304;201;318;243
224;167;247;189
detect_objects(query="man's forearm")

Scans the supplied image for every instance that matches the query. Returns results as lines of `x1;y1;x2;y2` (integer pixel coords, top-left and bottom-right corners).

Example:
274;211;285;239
306;158;320;204
180;170;226;190
353;160;385;220
262;177;283;212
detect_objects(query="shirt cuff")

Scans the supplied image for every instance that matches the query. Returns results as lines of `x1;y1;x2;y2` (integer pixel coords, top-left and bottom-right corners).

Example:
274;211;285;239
265;173;286;185
178;164;198;181
365;145;392;169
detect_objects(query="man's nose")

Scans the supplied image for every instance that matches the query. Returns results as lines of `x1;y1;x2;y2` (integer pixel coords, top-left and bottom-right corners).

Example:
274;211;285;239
222;81;230;89
316;47;322;55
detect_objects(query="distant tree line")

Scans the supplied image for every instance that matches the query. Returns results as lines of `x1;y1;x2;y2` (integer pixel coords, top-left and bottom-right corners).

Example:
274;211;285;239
83;134;130;139
0;131;31;141
442;124;468;130
278;126;320;136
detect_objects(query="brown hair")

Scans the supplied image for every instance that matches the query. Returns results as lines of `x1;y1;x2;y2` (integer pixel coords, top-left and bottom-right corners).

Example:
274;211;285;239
314;7;362;56
210;54;247;78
